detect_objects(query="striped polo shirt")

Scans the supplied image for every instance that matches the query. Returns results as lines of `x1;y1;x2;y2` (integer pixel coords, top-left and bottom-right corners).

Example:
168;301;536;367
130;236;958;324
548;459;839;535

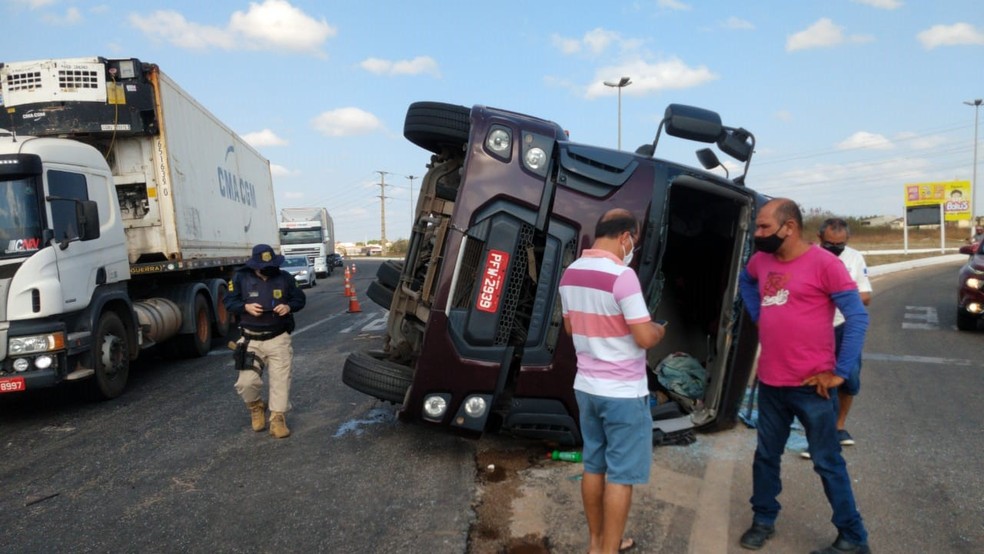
558;249;651;398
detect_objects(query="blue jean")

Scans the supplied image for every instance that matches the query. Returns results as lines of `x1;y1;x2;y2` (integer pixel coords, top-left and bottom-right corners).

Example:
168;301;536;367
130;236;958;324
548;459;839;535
751;383;868;545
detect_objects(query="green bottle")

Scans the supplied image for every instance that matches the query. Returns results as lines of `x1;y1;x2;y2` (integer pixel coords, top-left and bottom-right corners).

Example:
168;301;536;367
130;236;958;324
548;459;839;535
546;450;582;463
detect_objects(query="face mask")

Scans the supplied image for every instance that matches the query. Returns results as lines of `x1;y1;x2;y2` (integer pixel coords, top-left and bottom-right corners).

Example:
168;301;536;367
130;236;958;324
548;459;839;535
622;236;635;266
260;266;280;277
754;228;786;254
821;243;845;257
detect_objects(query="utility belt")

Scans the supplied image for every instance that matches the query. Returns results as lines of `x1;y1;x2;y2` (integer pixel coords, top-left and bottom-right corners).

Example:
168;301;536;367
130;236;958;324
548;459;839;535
231;326;287;375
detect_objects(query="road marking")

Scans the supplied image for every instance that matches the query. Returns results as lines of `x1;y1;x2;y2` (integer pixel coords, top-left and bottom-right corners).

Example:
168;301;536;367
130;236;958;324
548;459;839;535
688;430;741;553
339;312;384;333
902;305;938;330
864;352;984;368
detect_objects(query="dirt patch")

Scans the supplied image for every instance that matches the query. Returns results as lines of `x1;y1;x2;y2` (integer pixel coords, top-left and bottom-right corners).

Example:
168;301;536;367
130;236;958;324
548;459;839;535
469;446;556;554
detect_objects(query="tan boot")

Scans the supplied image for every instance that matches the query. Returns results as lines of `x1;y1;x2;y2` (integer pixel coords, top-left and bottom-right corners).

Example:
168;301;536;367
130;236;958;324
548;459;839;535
269;411;290;438
246;400;266;432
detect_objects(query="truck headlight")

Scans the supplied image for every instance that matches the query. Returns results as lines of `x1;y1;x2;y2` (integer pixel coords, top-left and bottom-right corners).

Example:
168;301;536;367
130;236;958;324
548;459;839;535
463;395;487;418
12;358;29;372
524;147;546;171
423;394;450;420
486;126;512;157
9;332;65;355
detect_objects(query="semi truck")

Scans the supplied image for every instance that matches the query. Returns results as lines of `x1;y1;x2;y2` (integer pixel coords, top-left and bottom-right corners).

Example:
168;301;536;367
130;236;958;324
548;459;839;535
343;101;765;445
0;56;277;399
279;207;334;277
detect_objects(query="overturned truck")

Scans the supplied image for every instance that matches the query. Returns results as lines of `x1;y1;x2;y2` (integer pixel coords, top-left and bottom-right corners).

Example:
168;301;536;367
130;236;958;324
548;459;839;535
344;101;765;445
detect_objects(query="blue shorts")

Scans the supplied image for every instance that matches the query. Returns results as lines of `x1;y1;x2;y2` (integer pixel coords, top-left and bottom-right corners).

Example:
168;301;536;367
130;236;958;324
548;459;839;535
834;324;862;396
575;390;652;485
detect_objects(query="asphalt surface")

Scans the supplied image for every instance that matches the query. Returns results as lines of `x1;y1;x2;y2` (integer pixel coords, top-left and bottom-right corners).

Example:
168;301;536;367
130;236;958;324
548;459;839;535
1;258;981;553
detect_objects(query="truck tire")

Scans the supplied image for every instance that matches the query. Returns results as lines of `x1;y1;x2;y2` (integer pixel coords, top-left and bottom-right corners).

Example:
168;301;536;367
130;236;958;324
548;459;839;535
209;279;232;338
376;260;404;289
404;101;471;155
956;308;977;331
367;280;394;310
342;351;413;404
89;312;130;400
174;293;213;357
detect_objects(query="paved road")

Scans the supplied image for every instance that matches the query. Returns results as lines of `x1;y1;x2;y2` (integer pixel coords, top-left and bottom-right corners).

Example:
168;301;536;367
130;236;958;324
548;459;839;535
1;259;981;553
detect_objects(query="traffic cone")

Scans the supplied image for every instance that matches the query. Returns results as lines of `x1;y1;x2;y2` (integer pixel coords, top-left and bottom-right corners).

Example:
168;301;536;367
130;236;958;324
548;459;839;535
343;266;353;297
350;262;357;275
347;287;362;313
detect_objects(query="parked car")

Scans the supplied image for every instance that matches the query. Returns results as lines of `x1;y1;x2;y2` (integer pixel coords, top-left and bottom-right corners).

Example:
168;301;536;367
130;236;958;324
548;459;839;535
282;255;317;288
956;240;984;331
328;253;345;268
342;101;765;446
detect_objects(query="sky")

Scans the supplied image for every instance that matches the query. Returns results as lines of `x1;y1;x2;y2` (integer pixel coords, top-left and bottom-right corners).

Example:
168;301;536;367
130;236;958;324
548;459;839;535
3;0;983;243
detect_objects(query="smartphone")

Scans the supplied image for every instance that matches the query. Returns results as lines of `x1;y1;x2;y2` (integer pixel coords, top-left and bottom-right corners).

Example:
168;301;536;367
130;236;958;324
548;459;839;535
655;319;669;327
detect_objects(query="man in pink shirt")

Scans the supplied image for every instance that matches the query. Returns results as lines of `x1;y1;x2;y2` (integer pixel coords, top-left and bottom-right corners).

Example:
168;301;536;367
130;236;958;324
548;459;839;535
738;199;870;554
559;208;666;554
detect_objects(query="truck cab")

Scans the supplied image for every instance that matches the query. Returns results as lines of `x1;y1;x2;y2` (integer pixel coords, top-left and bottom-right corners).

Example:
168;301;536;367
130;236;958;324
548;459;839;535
344;101;764;445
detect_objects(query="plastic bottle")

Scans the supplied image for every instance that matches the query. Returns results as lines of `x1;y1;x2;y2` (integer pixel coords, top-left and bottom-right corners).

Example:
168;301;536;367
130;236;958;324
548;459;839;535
546;450;582;463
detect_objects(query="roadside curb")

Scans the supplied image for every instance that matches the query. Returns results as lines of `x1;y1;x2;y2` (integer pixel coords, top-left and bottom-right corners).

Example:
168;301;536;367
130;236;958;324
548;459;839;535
868;253;966;277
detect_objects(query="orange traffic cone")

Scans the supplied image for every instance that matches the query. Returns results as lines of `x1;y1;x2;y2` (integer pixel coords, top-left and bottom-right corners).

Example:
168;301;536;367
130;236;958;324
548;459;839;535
343;266;353;297
347;288;362;313
350;263;357;275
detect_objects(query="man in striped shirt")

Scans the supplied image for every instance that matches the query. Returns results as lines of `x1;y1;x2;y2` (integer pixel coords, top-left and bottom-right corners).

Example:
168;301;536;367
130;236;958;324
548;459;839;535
559;208;666;554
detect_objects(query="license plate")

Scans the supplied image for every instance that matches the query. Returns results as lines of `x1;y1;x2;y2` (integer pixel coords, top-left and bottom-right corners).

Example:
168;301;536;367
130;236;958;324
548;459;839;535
0;376;26;393
476;249;510;313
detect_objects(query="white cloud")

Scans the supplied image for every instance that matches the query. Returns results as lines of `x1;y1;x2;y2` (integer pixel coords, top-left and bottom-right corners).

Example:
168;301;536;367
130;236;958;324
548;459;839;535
243;129;288;147
917;23;984;49
836;131;894;150
774;110;792;122
311;108;383;137
551;28;634;56
284;191;305;200
270;164;299;177
550;34;582;55
722;17;755;31
41;7;81;25
129;11;236;50
14;0;56;8
657;0;691;11
228;0;335;55
894;131;948;150
360;56;441;77
851;0;903;9
786;18;873;52
130;0;335;55
585;57;717;99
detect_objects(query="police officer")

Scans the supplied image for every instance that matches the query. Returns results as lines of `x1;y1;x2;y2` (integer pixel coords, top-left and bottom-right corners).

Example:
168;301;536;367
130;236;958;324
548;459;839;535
225;244;306;438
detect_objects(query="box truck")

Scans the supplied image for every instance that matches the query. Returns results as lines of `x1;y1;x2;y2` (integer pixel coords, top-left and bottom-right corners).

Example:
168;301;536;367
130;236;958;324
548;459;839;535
343;101;765;445
0;56;277;399
279;207;334;277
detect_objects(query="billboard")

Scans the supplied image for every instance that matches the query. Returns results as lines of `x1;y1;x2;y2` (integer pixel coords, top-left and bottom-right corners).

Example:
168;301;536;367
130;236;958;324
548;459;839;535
903;180;971;221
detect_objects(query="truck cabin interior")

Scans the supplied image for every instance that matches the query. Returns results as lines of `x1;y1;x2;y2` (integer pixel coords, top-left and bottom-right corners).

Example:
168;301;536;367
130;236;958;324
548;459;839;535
643;174;752;417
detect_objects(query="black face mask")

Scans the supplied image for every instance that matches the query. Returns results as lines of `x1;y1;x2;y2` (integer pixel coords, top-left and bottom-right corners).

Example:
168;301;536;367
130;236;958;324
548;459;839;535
260;266;280;277
754;230;786;254
822;243;845;257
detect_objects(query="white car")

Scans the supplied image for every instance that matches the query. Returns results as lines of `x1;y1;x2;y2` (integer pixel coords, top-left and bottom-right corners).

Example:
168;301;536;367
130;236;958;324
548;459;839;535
282;255;317;288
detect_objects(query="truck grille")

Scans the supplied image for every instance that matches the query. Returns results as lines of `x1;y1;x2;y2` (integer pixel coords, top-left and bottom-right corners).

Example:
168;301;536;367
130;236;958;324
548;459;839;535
494;223;535;346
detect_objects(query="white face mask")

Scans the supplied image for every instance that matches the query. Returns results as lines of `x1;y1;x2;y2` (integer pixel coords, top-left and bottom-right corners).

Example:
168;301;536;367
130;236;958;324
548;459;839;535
622;236;635;266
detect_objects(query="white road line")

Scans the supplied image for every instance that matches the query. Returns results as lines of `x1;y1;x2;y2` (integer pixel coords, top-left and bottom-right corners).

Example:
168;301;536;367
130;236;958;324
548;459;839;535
864;352;984;368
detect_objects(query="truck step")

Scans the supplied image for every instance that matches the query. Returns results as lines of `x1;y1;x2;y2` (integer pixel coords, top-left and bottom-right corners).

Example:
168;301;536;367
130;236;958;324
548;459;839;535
65;368;96;381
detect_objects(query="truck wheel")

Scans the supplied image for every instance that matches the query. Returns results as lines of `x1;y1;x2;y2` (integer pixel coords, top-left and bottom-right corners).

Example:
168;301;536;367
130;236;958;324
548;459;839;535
956;308;977;331
211;279;231;338
175;294;213;357
376;260;404;289
367;280;394;310
342;351;413;404
90;312;130;400
404;101;471;155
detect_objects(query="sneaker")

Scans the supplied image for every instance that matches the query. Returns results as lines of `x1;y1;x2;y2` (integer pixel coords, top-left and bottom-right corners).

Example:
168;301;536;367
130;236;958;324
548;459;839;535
800;451;812;459
810;534;870;553
739;522;775;550
837;429;855;446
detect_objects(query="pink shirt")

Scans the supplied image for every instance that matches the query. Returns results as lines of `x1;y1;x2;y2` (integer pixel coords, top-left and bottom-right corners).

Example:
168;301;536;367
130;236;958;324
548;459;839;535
746;245;857;387
558;249;651;398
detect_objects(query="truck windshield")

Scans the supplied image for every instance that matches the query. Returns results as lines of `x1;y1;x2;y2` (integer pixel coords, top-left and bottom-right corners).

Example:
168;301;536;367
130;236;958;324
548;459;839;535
280;229;322;244
0;177;44;257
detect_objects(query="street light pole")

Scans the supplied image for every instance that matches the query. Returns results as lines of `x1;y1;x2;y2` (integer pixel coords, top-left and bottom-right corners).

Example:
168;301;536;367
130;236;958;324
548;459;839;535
965;99;982;239
603;76;632;150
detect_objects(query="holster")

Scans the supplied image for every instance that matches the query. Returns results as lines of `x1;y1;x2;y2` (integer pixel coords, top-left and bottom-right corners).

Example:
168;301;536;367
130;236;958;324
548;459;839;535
233;336;265;376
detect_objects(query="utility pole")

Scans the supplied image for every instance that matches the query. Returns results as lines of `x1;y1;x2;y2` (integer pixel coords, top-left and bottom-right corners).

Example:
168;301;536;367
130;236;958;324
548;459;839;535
375;170;390;251
603;76;632;150
406;174;417;233
965;99;982;238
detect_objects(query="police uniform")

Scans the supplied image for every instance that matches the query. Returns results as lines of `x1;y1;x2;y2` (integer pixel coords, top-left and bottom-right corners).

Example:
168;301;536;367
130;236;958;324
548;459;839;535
224;245;306;437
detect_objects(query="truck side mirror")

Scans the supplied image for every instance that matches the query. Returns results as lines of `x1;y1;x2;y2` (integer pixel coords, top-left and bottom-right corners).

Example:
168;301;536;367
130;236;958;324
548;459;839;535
77;200;101;241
